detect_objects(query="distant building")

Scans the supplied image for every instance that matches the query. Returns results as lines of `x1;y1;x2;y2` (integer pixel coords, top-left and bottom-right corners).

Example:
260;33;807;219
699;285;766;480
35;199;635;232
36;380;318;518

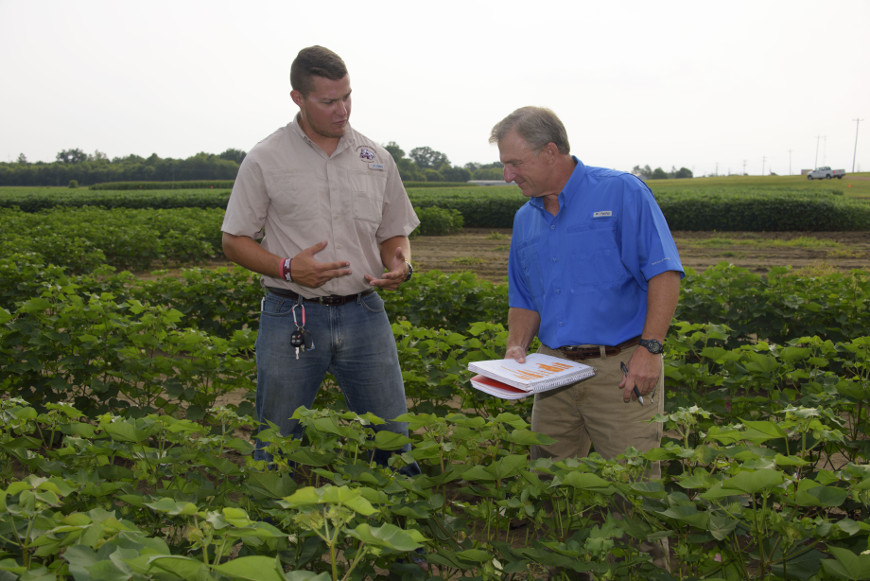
468;180;514;186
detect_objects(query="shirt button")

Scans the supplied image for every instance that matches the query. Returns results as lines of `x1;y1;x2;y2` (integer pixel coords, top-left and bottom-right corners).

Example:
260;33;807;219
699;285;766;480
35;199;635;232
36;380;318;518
550;225;556;230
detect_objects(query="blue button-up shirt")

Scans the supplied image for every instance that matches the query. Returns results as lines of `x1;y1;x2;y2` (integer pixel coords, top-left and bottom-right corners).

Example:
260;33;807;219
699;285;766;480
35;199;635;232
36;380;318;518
508;158;684;349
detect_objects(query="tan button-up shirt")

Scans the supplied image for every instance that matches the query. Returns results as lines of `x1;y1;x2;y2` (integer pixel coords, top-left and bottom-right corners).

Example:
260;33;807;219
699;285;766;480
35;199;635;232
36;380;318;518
222;119;419;297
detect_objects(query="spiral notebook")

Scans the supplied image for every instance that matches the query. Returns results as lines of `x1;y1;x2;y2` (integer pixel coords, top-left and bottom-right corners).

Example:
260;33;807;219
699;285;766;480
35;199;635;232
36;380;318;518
468;353;596;399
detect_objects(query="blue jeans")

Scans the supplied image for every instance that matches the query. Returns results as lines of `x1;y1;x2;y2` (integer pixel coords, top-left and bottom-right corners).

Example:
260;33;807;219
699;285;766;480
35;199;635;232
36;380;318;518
253;289;419;474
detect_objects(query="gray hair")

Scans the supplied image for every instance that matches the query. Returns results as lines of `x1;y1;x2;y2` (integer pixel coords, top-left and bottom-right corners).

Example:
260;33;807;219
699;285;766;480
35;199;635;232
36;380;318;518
489;106;570;154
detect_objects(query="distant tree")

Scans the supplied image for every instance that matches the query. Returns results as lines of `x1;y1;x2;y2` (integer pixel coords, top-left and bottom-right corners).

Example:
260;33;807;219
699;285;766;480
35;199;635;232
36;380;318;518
472;166;505;180
650;167;669;180
56;148;89;164
632;164;653;180
409;146;449;170
440;165;471;182
93;150;108;162
422;168;444;182
17;153;27;164
218;148;246;164
396;158;423;181
384;141;405;163
674;167;693;179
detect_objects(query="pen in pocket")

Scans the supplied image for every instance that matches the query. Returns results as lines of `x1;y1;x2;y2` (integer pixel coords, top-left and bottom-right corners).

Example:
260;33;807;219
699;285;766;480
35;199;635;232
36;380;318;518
620;361;644;406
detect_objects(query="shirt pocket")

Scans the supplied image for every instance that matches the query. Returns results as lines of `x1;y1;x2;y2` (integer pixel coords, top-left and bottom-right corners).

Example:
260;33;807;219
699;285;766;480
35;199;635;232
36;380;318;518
516;238;547;299
264;171;321;223
346;169;387;224
565;222;625;286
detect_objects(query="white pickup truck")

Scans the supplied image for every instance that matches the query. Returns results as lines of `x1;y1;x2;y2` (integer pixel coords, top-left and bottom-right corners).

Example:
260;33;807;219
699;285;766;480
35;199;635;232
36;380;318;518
807;166;846;180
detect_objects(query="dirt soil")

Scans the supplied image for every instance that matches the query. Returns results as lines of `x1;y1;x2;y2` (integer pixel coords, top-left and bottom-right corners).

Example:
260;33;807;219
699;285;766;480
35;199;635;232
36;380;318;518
411;229;870;282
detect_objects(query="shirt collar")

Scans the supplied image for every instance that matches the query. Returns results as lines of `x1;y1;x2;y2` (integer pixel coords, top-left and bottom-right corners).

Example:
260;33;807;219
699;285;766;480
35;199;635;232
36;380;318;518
289;115;353;155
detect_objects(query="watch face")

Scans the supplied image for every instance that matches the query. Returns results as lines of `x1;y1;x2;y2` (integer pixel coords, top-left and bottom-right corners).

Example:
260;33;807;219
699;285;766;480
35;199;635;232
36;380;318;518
641;339;663;354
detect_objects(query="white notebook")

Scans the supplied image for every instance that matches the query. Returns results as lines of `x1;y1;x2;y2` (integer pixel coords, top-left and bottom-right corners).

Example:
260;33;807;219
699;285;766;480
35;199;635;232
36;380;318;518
468;353;595;398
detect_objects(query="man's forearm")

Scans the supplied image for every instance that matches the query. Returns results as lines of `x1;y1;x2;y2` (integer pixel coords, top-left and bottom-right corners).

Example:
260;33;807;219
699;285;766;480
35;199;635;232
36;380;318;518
222;232;281;278
379;235;411;268
642;270;681;340
506;307;541;359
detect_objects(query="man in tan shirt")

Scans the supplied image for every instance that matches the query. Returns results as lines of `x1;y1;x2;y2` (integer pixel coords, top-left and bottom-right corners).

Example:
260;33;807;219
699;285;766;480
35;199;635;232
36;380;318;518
221;45;420;474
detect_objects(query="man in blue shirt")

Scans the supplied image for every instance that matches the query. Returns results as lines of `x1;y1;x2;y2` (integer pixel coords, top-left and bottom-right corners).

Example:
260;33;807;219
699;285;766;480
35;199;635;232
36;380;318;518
491;106;683;568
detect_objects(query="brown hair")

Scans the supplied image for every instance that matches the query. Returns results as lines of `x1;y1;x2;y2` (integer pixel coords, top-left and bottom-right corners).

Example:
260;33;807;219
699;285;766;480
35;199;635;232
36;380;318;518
489;106;570;155
290;45;348;96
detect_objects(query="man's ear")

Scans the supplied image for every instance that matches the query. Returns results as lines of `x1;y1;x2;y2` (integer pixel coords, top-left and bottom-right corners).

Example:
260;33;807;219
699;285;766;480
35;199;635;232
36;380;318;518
544;142;559;162
290;89;303;107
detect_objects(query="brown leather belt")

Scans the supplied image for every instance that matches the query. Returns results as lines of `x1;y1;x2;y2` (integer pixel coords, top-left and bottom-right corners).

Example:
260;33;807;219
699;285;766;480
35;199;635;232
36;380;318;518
558;336;641;360
266;286;375;306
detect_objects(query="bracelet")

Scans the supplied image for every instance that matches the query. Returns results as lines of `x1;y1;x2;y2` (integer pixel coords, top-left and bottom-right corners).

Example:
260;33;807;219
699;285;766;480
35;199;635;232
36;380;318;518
281;257;293;282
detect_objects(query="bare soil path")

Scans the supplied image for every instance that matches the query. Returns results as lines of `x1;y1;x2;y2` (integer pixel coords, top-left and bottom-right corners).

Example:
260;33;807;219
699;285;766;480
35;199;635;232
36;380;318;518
410;228;870;283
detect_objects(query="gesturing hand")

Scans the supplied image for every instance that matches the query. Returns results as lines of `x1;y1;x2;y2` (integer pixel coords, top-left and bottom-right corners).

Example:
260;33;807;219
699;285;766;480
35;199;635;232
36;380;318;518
365;246;409;291
291;240;351;288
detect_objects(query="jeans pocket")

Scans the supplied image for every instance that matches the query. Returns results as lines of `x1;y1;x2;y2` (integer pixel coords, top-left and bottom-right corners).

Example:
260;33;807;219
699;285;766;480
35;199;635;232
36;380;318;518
261;294;296;318
359;291;385;314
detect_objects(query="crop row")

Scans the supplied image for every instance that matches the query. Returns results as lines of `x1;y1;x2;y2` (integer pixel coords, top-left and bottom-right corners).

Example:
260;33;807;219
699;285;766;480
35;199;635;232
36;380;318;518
3;249;867;351
3;181;869;230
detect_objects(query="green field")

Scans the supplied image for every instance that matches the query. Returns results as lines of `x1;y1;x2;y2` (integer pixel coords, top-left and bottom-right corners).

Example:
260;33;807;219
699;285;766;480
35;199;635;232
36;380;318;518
645;172;870;199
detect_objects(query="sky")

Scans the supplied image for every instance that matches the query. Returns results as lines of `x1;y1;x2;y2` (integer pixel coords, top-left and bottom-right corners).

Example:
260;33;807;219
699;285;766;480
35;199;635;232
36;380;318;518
1;0;868;177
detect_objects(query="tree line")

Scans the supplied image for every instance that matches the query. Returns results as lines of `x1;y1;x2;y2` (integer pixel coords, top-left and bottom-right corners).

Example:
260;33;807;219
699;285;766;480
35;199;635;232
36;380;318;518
1;147;691;187
631;164;694;180
1;146;506;187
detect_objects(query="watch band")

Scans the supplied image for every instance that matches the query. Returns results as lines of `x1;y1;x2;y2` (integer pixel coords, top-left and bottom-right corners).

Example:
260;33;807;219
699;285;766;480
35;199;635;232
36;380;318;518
639;338;664;354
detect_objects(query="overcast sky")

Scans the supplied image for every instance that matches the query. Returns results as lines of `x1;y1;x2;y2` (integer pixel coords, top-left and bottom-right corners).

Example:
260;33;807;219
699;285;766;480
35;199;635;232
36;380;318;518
2;0;868;177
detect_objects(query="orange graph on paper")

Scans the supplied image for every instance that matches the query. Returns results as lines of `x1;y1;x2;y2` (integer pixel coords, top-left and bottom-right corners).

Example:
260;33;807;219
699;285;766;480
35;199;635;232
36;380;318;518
499;360;575;381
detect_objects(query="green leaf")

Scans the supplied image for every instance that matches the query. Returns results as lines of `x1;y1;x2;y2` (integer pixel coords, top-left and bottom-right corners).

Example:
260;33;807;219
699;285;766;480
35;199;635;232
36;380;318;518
102;421;147;443
145;555;211;580
347;523;424;551
144;498;198;516
821;546;870;580
280;485;377;516
373;429;412;450
455;549;491;563
722;468;784;494
793;481;848;507
212;556;288;581
559;471;615;492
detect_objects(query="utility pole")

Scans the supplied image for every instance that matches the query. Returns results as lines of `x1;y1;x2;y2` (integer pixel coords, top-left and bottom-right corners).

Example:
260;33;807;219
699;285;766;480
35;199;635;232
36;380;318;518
762;155;766;176
815;136;820;168
853;118;863;173
788;149;792;175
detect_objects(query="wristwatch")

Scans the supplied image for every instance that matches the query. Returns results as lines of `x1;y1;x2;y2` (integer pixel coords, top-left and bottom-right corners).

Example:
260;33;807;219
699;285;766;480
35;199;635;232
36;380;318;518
638;338;664;354
404;261;414;282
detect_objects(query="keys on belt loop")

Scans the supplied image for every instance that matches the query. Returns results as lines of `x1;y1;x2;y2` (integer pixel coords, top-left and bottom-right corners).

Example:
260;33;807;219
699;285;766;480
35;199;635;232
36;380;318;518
290;303;315;359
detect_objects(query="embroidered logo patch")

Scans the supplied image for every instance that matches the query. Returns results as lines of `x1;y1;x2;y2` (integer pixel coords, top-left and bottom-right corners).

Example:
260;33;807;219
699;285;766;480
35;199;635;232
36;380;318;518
593;211;613;218
358;146;376;161
368;163;384;171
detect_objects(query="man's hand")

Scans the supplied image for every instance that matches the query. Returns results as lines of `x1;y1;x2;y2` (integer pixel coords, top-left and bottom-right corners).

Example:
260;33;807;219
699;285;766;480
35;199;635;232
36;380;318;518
620;348;661;403
292;240;352;288
365;246;409;291
504;345;528;364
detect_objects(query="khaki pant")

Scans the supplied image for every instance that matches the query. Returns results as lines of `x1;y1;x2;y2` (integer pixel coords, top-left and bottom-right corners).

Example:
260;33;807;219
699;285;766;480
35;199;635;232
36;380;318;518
531;344;669;571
